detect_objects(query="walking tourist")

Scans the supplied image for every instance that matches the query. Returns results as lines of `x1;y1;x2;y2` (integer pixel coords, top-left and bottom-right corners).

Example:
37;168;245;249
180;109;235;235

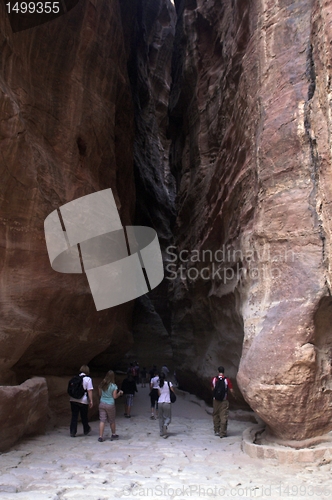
69;364;93;438
212;366;234;438
158;372;175;439
98;370;123;442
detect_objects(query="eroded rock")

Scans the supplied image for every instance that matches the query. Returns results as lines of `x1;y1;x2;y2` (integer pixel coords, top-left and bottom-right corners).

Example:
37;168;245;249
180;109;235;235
168;0;332;438
0;377;48;452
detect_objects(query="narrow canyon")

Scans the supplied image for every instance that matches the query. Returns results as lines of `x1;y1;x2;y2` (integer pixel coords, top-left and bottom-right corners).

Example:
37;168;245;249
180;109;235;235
1;0;332;451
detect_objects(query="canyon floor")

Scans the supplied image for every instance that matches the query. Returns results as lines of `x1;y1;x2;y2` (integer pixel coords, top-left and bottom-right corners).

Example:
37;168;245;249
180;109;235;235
0;385;331;500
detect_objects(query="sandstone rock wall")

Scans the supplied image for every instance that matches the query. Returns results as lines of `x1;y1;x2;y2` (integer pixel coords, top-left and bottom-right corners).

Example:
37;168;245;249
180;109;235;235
0;377;48;452
168;0;255;405
0;0;135;384
169;0;332;438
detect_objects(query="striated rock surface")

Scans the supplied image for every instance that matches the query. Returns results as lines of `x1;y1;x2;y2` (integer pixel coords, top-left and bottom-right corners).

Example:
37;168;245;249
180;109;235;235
0;0;135;384
168;0;255;406
119;0;177;371
169;0;332;438
124;0;176;246
0;377;48;452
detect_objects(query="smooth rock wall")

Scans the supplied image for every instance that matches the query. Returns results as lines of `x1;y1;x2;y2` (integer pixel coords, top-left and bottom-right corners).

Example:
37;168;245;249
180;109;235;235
0;0;135;383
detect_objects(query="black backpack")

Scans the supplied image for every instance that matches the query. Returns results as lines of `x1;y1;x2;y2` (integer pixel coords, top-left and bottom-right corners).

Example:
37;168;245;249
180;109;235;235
213;376;227;401
67;374;86;399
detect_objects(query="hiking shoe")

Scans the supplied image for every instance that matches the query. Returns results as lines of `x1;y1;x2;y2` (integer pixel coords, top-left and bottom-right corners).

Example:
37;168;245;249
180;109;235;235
98;437;103;442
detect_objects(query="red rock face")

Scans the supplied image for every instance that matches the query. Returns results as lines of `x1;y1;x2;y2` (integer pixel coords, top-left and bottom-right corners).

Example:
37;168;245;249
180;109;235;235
169;0;332;439
0;377;48;452
0;0;135;383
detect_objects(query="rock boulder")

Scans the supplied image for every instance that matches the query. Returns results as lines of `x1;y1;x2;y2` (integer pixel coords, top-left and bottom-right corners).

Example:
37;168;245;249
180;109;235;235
0;378;48;452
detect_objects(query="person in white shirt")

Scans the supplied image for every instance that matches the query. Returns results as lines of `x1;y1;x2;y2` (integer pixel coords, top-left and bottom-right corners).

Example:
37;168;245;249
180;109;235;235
149;370;160;419
69;365;93;437
158;372;175;438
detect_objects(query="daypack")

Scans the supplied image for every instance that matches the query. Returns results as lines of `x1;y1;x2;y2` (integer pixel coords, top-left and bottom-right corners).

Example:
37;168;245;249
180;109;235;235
168;381;176;403
213;376;227;401
67;374;86;399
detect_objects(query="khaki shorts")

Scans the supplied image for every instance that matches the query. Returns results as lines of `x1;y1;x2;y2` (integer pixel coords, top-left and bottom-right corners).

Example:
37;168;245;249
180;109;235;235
99;402;116;424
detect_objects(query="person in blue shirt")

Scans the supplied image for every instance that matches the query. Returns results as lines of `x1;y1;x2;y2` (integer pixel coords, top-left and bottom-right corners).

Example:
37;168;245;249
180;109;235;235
98;370;123;442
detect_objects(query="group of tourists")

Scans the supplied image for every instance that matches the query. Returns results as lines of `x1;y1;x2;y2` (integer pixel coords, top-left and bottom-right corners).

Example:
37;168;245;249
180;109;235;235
68;363;233;442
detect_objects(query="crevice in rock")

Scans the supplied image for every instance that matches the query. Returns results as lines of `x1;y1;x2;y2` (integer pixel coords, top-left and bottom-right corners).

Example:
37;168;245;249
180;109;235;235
305;43;320;227
304;40;328;284
164;0;252;408
116;0;177;370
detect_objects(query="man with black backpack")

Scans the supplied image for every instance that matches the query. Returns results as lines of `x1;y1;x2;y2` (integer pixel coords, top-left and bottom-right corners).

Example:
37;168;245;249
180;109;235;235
212;366;234;438
68;364;94;437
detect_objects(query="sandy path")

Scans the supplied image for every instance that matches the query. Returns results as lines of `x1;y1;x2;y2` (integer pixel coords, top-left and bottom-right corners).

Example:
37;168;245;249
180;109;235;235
0;385;331;499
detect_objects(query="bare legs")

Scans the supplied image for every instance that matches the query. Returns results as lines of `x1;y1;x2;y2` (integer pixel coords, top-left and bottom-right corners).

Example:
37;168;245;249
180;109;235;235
99;421;105;440
99;421;117;440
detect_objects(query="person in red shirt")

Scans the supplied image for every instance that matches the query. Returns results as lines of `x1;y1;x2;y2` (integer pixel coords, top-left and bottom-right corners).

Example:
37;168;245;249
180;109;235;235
211;366;234;438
